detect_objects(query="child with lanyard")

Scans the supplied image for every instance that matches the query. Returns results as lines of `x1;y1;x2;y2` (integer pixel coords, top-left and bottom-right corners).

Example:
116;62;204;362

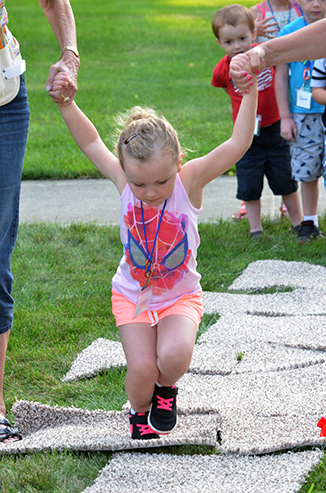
310;55;326;191
233;0;303;222
251;0;303;43
212;4;302;238
51;63;258;439
275;0;326;244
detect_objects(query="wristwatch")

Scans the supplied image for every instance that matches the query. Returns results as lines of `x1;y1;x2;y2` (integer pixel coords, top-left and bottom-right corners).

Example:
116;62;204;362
60;46;80;59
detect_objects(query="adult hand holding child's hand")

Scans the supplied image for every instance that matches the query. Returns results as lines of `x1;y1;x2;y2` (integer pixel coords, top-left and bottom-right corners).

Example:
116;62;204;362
229;53;258;93
229;46;266;92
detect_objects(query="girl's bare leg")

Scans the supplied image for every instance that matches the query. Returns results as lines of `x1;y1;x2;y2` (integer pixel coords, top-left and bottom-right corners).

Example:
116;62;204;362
119;322;158;413
119;315;197;410
156;315;197;387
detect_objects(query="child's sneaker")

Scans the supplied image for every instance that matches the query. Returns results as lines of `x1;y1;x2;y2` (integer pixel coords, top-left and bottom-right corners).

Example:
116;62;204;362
232;201;247;221
296;220;324;244
280;202;289;218
129;411;160;440
148;384;178;434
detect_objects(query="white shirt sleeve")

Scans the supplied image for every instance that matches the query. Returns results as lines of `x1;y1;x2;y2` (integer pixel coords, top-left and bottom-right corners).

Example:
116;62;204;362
311;58;326;88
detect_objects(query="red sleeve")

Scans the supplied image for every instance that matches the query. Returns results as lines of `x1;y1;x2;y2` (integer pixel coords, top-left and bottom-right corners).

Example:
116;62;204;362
211;55;230;89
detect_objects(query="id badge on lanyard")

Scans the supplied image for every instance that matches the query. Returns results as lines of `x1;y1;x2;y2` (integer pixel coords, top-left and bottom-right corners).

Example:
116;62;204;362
254;115;262;136
296;86;312;109
133;200;167;319
296;46;313;110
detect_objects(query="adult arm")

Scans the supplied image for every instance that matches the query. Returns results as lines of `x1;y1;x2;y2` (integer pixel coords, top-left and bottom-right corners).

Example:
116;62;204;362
242;19;326;73
39;0;80;104
229;19;326;90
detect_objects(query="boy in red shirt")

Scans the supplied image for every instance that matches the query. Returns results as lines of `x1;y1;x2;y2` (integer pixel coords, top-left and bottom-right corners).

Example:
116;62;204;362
211;4;302;237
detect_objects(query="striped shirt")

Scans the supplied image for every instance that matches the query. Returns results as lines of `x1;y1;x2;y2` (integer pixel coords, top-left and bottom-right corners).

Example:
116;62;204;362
0;1;21;60
311;59;326;89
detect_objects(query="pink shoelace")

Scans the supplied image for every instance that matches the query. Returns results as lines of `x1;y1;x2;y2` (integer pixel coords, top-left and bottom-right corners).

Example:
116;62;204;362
156;395;174;411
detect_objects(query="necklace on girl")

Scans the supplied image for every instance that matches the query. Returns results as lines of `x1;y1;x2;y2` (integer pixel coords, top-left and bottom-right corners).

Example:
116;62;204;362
134;199;167;318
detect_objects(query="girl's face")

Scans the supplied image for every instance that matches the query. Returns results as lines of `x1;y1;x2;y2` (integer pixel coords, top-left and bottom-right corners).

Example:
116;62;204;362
124;150;181;206
299;0;326;23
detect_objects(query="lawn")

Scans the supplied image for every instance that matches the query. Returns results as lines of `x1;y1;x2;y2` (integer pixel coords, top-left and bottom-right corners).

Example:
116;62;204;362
3;219;326;492
1;0;326;491
10;0;258;179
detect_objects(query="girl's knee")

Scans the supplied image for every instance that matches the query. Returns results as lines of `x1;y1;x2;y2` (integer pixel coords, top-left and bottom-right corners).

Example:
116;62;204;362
158;344;193;372
128;359;158;382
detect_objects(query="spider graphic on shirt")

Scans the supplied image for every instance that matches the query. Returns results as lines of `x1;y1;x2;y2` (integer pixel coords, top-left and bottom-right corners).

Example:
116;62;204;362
124;202;191;294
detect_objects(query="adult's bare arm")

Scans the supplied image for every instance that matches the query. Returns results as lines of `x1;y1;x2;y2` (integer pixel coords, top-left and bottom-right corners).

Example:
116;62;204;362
230;18;326;92
248;18;326;72
39;0;80;105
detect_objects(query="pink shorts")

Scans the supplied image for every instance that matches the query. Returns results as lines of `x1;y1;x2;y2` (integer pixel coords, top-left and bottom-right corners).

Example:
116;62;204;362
112;289;203;328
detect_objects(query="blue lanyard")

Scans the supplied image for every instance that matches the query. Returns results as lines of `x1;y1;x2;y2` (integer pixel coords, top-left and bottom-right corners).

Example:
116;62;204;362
140;199;167;278
266;0;291;31
302;16;313;81
303;60;312;81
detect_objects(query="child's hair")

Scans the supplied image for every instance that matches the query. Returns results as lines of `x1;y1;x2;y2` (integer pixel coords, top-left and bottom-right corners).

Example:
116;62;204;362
212;4;255;40
116;107;181;169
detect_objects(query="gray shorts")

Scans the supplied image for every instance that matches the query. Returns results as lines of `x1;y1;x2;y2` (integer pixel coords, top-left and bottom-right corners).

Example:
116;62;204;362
290;113;324;182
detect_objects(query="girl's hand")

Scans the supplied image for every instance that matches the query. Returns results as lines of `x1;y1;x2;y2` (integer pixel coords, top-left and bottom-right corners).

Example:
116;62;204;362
49;72;71;105
255;14;279;39
230;46;265;92
51;72;70;91
46;51;79;106
229;54;256;93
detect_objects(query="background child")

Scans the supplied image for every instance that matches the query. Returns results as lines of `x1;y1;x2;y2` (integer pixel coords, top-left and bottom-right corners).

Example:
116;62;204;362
233;0;302;220
275;0;326;244
211;4;302;238
251;0;302;43
243;0;303;220
309;57;326;191
51;63;258;439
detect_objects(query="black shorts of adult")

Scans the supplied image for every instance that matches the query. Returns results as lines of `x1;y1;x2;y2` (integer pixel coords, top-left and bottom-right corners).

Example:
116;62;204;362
236;120;298;202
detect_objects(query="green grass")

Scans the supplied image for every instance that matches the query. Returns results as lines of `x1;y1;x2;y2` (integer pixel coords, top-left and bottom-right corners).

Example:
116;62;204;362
2;217;326;491
3;0;326;490
11;0;256;179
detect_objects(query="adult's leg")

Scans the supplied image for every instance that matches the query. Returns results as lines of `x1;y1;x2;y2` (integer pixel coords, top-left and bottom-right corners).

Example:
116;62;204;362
0;331;10;417
0;75;30;441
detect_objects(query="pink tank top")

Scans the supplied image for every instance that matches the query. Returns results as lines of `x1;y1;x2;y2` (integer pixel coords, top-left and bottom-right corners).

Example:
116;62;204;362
255;1;302;43
112;174;202;310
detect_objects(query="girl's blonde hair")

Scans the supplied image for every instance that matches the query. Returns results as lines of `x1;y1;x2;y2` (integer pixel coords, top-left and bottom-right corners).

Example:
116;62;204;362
116;107;181;169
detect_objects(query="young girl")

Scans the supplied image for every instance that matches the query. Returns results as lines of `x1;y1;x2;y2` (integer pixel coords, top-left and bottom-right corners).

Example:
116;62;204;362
251;0;302;43
51;68;258;440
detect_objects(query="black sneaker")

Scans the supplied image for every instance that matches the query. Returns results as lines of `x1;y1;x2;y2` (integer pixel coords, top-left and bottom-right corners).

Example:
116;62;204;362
296;220;323;244
291;224;301;234
129;411;160;440
148;384;178;434
248;230;263;238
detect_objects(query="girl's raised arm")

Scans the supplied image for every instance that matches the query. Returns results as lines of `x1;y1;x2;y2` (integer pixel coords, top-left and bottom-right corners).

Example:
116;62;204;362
54;73;126;192
181;71;258;207
59;102;126;191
